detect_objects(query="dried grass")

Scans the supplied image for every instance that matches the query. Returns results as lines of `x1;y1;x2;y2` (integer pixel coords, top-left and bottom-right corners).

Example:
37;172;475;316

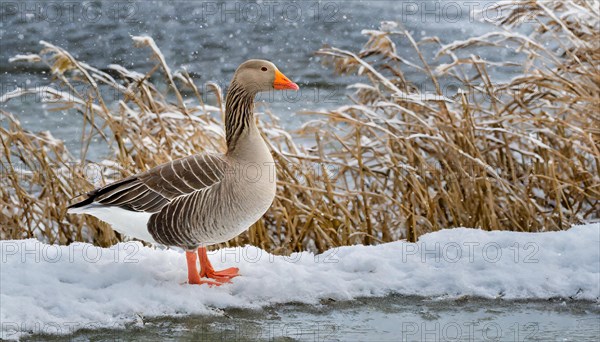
1;0;598;252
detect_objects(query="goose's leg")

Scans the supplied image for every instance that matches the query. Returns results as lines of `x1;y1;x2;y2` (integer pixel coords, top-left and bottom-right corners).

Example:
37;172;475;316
186;250;220;286
198;247;240;282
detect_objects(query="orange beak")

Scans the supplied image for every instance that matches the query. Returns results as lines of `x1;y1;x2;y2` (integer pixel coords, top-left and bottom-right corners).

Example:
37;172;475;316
273;69;299;90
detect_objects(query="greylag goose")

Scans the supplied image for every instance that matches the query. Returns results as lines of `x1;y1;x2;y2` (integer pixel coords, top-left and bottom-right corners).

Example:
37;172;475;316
68;60;299;285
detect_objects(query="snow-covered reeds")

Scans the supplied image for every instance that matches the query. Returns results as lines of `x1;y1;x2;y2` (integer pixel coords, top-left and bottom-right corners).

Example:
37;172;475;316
312;0;599;241
1;0;598;251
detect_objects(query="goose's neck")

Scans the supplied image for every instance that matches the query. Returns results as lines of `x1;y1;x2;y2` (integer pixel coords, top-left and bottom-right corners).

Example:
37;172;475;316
225;81;256;155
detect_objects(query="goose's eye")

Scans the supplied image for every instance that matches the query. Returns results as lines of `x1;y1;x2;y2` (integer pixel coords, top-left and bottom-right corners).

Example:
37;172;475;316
261;66;268;72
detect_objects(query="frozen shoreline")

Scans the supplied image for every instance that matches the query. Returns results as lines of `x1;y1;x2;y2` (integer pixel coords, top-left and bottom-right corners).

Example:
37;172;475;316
1;223;599;339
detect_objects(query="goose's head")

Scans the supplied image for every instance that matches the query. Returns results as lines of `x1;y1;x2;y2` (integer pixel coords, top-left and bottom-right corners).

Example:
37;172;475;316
232;59;299;94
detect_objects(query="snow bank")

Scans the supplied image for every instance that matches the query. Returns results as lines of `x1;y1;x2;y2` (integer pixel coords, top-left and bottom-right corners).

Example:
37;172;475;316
1;224;598;339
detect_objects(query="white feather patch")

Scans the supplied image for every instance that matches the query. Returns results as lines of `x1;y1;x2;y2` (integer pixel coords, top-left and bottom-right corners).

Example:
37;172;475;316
68;204;156;244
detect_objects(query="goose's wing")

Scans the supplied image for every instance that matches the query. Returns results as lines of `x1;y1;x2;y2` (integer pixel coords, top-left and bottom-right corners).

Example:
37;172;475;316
68;153;227;213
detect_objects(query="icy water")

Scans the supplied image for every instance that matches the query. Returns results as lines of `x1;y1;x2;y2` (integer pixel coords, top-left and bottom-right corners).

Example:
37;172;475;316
0;0;513;159
21;296;600;341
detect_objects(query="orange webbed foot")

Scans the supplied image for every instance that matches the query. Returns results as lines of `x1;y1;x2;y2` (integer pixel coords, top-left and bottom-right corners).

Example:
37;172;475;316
200;267;240;283
198;247;240;283
187;276;222;286
185;248;240;286
186;250;223;286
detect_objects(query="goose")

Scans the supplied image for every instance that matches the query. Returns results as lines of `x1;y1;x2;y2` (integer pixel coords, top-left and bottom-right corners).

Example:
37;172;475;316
68;60;299;285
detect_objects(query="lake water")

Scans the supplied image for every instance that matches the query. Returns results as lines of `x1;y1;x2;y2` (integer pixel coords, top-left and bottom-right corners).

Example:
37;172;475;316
0;0;508;159
21;295;600;341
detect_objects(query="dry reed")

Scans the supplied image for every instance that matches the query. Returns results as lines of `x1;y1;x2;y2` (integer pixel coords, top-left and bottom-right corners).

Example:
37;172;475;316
1;0;598;252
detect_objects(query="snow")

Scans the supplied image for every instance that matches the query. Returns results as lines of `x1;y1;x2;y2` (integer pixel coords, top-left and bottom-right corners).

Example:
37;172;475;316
130;35;172;79
1;223;598;339
8;54;41;63
107;64;145;81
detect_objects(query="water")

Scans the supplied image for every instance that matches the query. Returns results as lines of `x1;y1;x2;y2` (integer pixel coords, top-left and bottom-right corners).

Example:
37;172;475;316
1;0;507;159
1;0;495;80
21;296;600;341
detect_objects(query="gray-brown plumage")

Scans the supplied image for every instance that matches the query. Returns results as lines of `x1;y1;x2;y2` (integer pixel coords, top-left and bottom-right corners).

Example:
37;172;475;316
68;60;299;285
